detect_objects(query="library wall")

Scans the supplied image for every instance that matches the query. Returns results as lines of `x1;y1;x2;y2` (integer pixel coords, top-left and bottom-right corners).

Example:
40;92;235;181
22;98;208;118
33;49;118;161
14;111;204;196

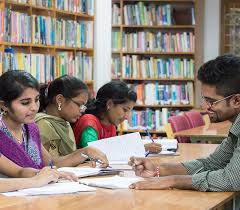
204;0;220;62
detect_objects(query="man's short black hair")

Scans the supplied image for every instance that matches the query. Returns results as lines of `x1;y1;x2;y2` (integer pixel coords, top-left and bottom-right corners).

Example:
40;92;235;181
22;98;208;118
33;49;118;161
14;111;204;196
197;54;240;96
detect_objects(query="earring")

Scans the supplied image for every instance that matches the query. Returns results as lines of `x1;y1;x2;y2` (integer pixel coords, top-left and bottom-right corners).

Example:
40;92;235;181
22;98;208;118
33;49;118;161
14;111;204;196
1;110;7;116
2;110;7;116
57;103;62;111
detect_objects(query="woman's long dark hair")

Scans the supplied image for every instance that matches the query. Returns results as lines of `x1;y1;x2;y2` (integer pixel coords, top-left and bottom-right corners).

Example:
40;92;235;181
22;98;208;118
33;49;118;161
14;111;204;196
39;75;88;112
0;70;39;107
85;81;137;117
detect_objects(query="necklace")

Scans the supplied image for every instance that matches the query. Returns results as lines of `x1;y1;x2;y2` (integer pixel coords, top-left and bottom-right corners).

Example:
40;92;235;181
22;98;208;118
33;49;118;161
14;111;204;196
1;118;24;144
9;129;24;144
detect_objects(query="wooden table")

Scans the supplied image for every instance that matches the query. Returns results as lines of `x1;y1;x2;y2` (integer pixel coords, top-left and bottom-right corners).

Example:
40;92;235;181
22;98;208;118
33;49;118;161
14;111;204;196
0;144;236;210
174;121;232;143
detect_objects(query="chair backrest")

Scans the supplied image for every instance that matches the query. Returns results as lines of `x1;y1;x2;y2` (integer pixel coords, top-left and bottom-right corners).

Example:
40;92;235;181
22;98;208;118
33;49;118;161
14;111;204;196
168;115;192;143
184;111;205;128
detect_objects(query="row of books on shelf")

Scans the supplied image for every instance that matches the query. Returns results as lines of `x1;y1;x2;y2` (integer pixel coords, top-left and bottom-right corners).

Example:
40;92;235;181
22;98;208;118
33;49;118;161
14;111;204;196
112;4;121;25
32;0;53;7
112;31;195;53
7;0;94;15
112;2;195;26
120;108;182;132
123;3;172;26
2;9;93;48
111;57;121;78
3;50;92;83
121;56;194;79
56;0;94;15
130;82;194;106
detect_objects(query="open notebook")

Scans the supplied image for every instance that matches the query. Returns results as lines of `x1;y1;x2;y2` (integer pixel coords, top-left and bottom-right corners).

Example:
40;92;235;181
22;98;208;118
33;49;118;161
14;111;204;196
88;132;145;165
2;182;96;196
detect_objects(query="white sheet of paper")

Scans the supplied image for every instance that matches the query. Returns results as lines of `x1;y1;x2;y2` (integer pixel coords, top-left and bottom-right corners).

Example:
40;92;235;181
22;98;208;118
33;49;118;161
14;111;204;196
80;175;142;189
88;132;145;164
2;182;96;196
58;167;101;177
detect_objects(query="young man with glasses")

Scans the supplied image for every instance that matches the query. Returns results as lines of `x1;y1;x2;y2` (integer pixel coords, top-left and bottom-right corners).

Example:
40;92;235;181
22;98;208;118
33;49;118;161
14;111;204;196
128;54;240;194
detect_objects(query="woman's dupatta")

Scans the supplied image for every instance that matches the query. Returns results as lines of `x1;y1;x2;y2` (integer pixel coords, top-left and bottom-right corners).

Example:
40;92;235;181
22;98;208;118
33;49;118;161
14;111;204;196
0;123;44;169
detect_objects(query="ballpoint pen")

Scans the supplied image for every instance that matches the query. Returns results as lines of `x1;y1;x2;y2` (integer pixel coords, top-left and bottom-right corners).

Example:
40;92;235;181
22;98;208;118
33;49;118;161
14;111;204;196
167;148;177;152
49;160;54;169
146;128;154;143
145;150;151;157
80;153;112;168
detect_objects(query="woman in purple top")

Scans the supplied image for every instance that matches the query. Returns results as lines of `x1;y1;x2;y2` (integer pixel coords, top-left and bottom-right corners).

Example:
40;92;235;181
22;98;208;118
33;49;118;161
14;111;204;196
0;71;108;174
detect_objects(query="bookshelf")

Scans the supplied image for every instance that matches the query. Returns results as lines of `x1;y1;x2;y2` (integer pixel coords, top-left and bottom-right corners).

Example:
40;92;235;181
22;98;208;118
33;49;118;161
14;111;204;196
111;0;204;136
0;0;95;92
221;0;240;56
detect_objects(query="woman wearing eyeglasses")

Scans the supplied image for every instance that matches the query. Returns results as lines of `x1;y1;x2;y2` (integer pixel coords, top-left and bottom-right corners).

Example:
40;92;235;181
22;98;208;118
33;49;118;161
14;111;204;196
35;75;108;167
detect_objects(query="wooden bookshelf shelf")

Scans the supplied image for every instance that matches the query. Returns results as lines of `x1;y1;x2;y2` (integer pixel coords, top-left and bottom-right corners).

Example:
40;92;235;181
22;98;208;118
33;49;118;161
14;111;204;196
55;9;94;20
112;0;203;136
5;1;30;8
122;25;195;29
4;42;31;47
122;51;195;55
112;51;121;54
121;78;195;82
134;104;194;108
2;43;94;52
122;0;195;2
0;0;95;91
31;5;53;11
112;25;121;28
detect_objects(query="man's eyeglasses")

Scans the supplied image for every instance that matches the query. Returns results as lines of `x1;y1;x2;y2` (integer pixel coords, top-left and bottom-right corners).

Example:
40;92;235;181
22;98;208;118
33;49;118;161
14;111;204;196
69;98;87;112
201;94;235;108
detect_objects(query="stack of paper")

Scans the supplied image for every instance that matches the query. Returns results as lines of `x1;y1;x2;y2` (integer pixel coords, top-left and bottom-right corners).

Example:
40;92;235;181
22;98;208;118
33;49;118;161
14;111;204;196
88;132;145;164
58;167;123;177
80;175;143;189
2;182;96;196
58;167;101;177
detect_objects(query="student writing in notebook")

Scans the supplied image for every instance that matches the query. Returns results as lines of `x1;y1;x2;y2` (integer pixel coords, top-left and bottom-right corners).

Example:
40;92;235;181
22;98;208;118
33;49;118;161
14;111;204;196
0;71;108;170
73;81;161;153
0;156;66;193
129;55;240;192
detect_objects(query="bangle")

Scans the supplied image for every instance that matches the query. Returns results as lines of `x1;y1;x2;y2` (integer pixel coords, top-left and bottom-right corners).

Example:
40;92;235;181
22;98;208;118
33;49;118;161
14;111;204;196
155;166;160;177
35;170;40;176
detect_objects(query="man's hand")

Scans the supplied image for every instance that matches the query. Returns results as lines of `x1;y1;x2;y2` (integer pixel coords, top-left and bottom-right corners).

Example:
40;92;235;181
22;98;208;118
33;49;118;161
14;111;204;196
128;156;156;177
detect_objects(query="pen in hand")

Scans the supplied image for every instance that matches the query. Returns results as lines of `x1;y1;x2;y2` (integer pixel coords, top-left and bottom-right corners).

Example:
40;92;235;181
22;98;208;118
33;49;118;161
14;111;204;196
81;153;112;168
48;160;54;169
146;128;154;143
145;151;150;157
